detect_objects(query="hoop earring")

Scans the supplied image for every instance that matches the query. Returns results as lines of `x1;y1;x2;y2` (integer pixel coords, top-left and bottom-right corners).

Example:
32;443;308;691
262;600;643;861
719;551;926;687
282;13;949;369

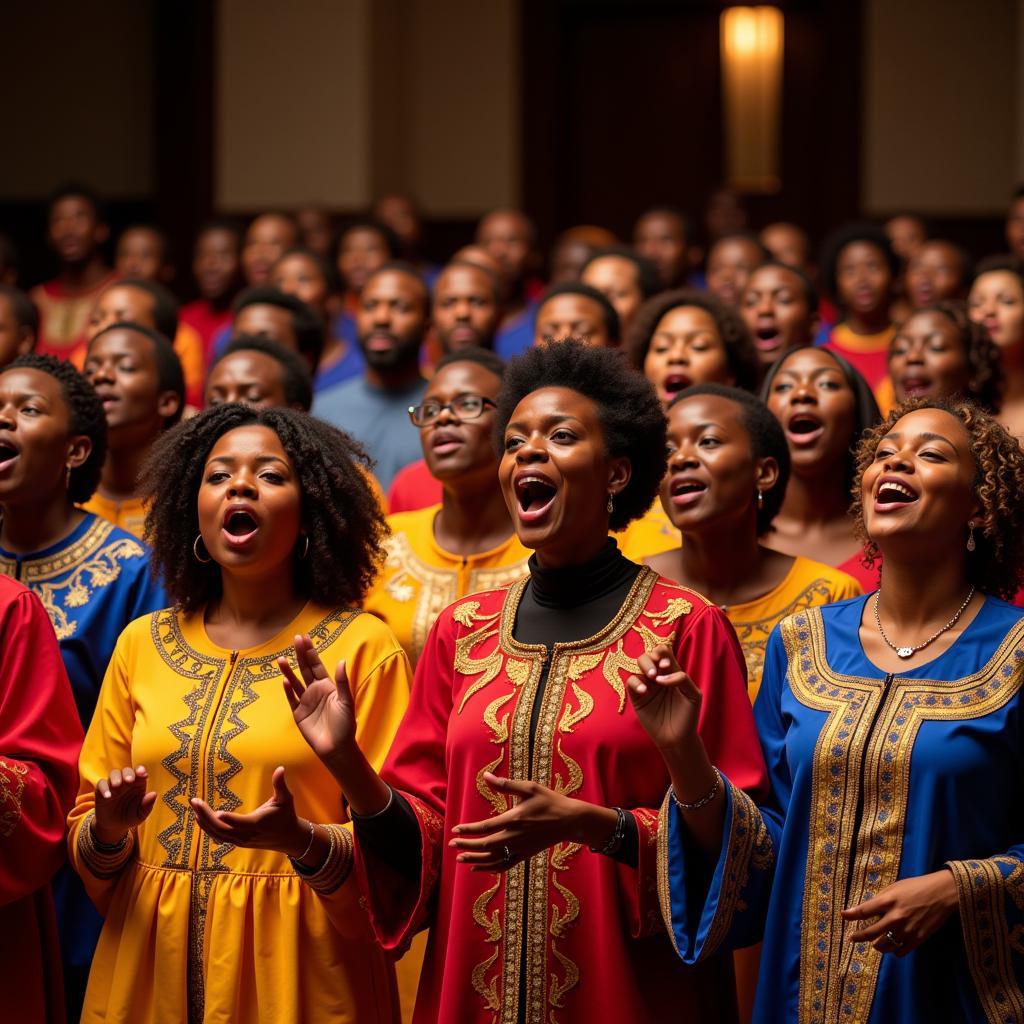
193;535;212;563
757;489;764;511
606;493;614;514
966;521;976;552
298;534;310;560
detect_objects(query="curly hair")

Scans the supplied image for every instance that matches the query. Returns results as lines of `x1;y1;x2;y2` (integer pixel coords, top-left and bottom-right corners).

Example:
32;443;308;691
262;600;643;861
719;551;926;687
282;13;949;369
5;353;107;503
850;397;1024;600
139;404;387;612
668;383;790;536
493;338;666;531
892;302;1004;414
625;288;759;392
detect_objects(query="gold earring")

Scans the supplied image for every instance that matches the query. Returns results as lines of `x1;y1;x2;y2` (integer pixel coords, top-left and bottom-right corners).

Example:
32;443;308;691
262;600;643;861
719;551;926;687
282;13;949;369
966;522;976;552
757;489;764;510
65;463;72;489
298;534;310;560
607;493;614;514
193;535;212;563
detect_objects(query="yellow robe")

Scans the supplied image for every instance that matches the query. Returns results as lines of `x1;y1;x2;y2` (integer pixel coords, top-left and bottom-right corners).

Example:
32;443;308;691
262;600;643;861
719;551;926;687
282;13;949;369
723;555;861;702
68;602;412;1024
616;499;678;562
364;506;531;667
81;493;148;539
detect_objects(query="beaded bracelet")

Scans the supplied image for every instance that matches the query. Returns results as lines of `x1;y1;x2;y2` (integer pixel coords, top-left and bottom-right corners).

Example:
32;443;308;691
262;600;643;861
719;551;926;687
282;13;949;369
670;767;722;812
590;806;628;856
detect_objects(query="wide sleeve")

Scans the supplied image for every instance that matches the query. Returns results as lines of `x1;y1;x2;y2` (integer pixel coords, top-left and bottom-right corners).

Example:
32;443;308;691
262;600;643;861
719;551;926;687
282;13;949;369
0;587;83;905
351;610;454;951
658;623;790;963
622;602;768;939
66;628;140;911
946;849;1024;1015
295;646;414;927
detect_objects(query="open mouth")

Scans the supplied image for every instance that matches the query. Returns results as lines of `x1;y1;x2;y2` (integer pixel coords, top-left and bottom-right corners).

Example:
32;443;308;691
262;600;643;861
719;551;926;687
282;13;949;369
0;441;19;472
786;412;824;446
668;476;708;508
899;376;932;397
661;373;692;397
431;429;463;455
754;327;781;351
514;474;558;523
875;479;919;507
222;508;260;545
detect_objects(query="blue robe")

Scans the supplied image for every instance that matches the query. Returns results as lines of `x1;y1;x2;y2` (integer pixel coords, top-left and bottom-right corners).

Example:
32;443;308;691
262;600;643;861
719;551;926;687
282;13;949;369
659;594;1024;1024
0;512;168;978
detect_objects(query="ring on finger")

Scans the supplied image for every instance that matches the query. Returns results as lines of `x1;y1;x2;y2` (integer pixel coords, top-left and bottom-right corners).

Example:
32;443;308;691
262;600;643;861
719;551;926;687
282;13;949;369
884;930;903;947
502;845;512;865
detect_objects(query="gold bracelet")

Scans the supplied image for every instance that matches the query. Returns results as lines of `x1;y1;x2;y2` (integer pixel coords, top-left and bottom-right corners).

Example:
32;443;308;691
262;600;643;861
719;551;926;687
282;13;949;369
295;820;317;864
670;767;722;811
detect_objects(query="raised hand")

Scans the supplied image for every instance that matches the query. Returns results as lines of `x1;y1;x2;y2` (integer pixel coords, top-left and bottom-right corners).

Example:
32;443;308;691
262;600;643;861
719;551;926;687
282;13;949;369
279;634;357;767
625;643;703;753
93;765;157;845
190;766;311;859
842;869;960;956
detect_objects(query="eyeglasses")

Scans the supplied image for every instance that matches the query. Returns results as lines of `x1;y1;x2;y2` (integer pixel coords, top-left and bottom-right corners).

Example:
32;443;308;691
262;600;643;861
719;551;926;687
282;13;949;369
408;394;496;427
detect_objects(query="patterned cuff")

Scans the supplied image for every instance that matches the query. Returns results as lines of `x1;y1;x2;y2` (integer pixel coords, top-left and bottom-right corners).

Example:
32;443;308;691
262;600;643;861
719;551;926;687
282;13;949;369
292;824;354;895
77;811;136;878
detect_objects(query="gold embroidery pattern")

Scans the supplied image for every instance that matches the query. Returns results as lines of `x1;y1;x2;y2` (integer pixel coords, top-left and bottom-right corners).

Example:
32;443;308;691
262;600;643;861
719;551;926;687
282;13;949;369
152;606;359;1023
730;577;840;687
948;857;1024;1024
784;608;1024;1024
655;790;682;956
381;533;529;662
0;757;28;838
0;519;145;640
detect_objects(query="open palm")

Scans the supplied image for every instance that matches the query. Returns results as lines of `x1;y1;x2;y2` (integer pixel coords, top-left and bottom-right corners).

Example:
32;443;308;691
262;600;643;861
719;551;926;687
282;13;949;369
279;634;357;763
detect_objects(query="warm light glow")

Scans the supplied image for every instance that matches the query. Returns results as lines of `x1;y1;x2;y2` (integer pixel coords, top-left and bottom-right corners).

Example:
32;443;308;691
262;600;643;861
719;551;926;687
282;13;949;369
720;6;784;193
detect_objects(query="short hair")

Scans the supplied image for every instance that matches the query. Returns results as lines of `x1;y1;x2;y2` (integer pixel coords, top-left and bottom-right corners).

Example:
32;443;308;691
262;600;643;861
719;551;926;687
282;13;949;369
88;321;185;427
851;397;1024;600
5;353;106;503
668;382;790;535
749;260;820;311
210;334;314;412
364;262;432;318
581;246;662;299
896;302;1004;414
972;256;1024;284
196;218;243;246
634;206;694;242
820;222;899;303
537;282;621;344
0;284;39;338
233;286;325;373
47;181;104;222
118;223;169;257
493;339;666;531
760;344;882;491
709;230;772;262
111;278;180;340
277;246;342;295
438;259;505;303
334;219;401;264
433;346;506;381
626;288;759;392
140;405;387;612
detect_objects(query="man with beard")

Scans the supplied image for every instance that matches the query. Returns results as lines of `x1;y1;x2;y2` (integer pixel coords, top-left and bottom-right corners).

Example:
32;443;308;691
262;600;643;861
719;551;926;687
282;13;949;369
314;263;429;488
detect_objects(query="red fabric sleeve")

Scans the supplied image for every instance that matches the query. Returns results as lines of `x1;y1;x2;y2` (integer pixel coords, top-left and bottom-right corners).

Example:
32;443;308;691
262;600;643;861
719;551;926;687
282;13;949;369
352;609;454;949
0;583;83;906
386;460;442;514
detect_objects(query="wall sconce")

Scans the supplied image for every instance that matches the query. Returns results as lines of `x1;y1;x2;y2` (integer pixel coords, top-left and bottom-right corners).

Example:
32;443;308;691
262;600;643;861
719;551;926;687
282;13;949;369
720;5;784;193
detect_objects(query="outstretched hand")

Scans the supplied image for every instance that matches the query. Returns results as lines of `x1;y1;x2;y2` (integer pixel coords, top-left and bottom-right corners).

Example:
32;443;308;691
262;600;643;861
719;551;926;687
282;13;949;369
190;766;310;859
625;643;703;753
280;634;357;767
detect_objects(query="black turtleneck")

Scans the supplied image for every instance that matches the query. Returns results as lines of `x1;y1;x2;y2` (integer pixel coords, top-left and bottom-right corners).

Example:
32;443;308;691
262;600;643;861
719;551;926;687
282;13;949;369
354;540;641;875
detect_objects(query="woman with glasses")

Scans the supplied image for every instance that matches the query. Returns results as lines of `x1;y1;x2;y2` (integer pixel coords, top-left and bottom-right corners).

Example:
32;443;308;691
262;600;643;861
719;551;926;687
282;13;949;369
364;348;530;666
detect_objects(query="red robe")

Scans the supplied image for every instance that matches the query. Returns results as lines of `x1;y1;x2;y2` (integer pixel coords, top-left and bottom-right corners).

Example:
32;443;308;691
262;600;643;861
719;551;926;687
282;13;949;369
0;576;83;1023
354;569;767;1023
